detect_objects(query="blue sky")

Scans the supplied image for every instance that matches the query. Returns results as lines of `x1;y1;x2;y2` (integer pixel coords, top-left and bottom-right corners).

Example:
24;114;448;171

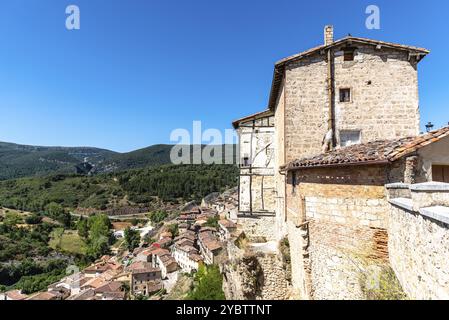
0;0;448;152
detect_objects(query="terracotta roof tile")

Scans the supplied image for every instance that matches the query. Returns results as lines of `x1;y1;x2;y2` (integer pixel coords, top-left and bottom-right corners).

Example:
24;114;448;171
282;126;449;170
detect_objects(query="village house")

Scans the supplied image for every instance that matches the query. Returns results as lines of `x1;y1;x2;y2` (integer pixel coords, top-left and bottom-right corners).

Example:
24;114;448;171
83;259;123;278
171;243;203;273
197;230;223;265
150;248;178;279
232;25;449;299
129;262;162;297
217;219;237;241
135;247;156;262
94;281;125;300
0;290;28;301
157;236;173;249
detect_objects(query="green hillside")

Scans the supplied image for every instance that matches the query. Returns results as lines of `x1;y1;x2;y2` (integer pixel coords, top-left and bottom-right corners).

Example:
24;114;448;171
0;164;239;213
0;142;238;180
0;142;117;180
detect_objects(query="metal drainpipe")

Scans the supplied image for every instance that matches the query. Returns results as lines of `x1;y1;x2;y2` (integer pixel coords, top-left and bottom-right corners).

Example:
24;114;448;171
327;48;336;149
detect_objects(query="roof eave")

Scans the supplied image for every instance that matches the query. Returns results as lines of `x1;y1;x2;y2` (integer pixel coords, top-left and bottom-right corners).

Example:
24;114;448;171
282;159;391;172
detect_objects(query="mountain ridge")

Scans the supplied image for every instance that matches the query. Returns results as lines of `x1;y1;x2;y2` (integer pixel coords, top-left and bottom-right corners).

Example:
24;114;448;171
0;141;237;180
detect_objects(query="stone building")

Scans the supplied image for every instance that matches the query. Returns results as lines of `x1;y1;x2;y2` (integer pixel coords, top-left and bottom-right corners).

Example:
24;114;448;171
281;127;449;299
233;110;276;215
129;262;162;297
232;25;449;299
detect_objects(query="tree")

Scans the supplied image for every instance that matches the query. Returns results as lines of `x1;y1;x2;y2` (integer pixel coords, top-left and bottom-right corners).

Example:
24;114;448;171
188;264;225;300
204;215;219;228
166;223;179;237
77;217;89;238
45;202;71;227
85;214;112;259
124;227;140;251
149;211;168;224
25;214;42;225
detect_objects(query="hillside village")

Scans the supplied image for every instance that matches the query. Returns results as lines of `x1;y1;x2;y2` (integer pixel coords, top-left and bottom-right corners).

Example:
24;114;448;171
2;24;449;302
0;189;239;300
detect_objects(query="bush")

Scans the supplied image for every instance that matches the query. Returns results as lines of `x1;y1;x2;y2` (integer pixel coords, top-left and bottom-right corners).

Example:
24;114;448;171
25;214;43;225
187;265;225;300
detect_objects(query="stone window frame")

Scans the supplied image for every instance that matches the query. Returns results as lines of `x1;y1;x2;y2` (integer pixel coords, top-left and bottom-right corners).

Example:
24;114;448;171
338;129;362;147
339;87;353;103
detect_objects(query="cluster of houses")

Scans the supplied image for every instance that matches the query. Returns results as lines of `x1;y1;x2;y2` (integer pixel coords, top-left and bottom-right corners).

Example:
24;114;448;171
1;256;127;301
2;195;240;301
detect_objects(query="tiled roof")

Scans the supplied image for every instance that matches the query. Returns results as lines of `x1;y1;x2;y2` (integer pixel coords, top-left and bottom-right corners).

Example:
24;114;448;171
189;253;204;262
27;291;59;300
232;109;274;129
94;281;123;294
218;219;237;229
129;261;160;274
282;126;449;170
198;231;222;252
4;290;28;300
152;248;171;257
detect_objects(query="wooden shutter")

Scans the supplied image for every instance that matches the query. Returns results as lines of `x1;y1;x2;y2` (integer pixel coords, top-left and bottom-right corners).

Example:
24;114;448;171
432;165;449;183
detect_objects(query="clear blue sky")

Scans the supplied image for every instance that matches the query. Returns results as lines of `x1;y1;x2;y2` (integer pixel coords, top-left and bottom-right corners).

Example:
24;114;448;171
0;0;448;152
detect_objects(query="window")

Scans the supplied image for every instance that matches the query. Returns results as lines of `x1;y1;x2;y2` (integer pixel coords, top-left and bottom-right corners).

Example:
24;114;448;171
340;130;361;147
291;171;297;194
339;88;351;102
432;165;449;183
343;48;356;61
242;156;250;167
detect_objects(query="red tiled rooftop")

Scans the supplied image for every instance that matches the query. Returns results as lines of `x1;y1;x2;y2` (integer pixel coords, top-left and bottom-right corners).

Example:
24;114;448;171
282;126;449;171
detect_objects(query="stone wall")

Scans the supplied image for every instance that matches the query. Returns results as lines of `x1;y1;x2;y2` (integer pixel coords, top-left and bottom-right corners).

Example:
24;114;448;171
237;215;277;242
308;220;388;300
388;182;449;299
285;165;402;228
285;165;392;299
222;239;291;300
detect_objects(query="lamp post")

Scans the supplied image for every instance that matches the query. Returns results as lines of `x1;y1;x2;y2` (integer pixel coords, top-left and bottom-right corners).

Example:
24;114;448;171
425;122;434;132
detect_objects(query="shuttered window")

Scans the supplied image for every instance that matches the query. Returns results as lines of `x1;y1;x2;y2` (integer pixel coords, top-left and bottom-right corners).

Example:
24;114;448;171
432;165;449;183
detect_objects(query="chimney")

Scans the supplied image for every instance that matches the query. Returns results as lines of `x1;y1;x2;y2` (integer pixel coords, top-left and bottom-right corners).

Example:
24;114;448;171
324;25;334;46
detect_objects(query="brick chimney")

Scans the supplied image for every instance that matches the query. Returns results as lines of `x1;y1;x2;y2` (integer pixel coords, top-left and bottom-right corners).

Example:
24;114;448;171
324;25;334;46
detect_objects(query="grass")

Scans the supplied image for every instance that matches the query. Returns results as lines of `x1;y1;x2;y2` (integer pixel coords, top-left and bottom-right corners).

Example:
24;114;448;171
0;207;31;217
49;228;87;255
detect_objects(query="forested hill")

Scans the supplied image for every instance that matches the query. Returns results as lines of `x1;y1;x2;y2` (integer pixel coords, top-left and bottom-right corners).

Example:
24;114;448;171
0;141;238;180
0;164;239;213
0;142;116;180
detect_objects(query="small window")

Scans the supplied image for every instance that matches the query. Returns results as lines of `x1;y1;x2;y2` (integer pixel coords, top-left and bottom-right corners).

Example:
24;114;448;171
291;171;297;194
242;156;250;167
432;165;449;183
343;47;356;61
339;88;351;102
340;130;361;147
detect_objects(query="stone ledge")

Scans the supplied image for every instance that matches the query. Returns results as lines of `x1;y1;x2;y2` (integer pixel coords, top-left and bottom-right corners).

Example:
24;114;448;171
410;182;449;192
385;183;410;189
419;206;449;225
389;198;414;211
